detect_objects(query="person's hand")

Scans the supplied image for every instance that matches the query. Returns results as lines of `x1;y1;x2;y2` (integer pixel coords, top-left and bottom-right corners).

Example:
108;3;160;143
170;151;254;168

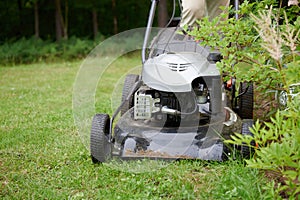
288;0;299;6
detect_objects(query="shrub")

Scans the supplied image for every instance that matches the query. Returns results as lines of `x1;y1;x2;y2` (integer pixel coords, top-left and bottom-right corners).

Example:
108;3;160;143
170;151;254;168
189;0;300;95
227;97;300;197
189;0;300;198
0;36;104;65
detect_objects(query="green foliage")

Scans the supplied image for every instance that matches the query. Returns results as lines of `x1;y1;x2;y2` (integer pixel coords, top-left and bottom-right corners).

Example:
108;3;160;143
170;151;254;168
189;1;300;198
0;36;105;65
226;97;300;197
198;161;276;199
189;0;300;94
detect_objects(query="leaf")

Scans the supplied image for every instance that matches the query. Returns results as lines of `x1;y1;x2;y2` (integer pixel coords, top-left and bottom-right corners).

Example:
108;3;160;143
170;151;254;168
283;170;299;180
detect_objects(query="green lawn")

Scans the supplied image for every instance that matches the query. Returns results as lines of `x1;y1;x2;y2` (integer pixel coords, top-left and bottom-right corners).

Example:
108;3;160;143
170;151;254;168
0;58;273;199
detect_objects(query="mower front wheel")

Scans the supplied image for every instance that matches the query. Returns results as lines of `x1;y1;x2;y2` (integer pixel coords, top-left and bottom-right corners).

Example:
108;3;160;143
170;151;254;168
90;114;112;163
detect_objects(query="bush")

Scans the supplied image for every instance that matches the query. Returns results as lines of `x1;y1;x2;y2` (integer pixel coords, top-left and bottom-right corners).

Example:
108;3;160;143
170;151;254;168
227;96;300;197
0;36;104;65
189;0;300;198
189;1;300;95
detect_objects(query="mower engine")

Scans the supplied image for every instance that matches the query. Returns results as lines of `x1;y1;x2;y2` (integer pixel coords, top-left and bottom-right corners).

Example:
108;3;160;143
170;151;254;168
133;52;222;126
133;77;211;126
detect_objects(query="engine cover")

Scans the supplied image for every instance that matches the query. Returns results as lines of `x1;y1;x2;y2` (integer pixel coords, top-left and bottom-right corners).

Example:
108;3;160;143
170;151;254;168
142;52;220;92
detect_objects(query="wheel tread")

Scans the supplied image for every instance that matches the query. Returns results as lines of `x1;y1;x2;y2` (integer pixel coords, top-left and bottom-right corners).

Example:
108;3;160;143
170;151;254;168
238;82;254;119
90;114;111;163
121;74;139;115
241;119;255;158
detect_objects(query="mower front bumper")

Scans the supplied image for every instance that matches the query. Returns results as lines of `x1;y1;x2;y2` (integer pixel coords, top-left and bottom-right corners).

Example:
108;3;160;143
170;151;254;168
114;131;224;161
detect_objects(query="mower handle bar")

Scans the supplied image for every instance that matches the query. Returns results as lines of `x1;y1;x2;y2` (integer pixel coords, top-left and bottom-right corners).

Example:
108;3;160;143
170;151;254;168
141;0;240;63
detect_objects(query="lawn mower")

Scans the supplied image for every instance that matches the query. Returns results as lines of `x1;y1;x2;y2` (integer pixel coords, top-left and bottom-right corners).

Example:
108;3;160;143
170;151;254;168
90;0;254;163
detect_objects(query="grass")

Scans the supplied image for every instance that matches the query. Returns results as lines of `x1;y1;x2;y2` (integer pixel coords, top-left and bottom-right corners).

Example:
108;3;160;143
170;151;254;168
0;57;274;199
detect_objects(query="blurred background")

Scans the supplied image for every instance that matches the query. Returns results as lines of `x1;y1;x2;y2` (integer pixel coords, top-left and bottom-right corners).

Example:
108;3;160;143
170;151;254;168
0;0;177;42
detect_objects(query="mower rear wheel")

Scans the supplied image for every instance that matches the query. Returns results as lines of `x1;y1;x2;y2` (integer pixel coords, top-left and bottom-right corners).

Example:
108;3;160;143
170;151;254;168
90;114;111;163
121;74;139;115
238;82;254;119
241;119;255;159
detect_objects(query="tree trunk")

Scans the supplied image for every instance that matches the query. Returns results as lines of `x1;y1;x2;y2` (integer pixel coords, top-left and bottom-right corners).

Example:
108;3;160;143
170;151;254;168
55;0;68;41
158;0;168;27
17;0;24;37
34;1;39;39
64;0;68;40
92;9;98;40
55;1;62;41
112;0;118;34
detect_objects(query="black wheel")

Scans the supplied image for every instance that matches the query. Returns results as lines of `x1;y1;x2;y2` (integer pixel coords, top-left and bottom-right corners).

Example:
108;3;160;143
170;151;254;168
90;114;111;163
241;119;255;159
121;74;139;115
238;82;254;119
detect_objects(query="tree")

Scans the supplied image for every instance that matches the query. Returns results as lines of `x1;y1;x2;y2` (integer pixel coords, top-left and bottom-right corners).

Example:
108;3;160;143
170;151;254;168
74;0;104;39
92;8;98;39
25;0;43;38
55;0;68;41
112;0;118;34
33;0;39;38
25;0;40;39
0;0;153;41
